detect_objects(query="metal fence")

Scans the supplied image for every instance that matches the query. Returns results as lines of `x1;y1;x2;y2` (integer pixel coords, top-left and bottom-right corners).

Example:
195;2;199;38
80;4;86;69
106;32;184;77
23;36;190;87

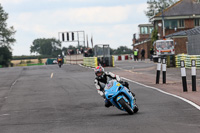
94;44;112;66
94;44;110;57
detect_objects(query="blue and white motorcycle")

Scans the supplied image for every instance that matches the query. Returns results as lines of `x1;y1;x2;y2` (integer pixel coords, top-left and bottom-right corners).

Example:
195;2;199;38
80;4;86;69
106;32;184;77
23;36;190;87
104;80;138;115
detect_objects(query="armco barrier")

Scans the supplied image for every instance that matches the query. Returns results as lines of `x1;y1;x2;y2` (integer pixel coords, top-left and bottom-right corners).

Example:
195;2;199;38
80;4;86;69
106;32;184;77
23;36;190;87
118;56;121;60
125;55;129;60
114;54;133;61
121;55;125;61
175;54;200;68
113;56;118;61
83;57;98;68
66;54;84;64
112;56;115;67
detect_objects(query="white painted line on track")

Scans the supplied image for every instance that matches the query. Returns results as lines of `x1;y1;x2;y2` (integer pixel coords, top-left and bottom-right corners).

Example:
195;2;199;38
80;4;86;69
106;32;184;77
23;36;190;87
122;77;200;111
10;79;18;91
79;64;200;111
51;73;54;78
0;114;10;117
12;80;17;86
78;64;95;70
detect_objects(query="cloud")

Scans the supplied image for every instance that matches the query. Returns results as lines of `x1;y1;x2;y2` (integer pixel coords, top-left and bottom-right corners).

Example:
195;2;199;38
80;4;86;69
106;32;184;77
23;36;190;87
50;5;131;24
0;0;93;4
0;0;28;4
5;2;148;55
85;24;139;47
9;4;141;33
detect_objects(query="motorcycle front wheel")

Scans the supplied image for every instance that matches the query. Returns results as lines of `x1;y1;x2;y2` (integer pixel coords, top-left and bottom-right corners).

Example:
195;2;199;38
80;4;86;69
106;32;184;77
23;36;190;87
118;98;134;115
134;104;139;113
58;63;61;68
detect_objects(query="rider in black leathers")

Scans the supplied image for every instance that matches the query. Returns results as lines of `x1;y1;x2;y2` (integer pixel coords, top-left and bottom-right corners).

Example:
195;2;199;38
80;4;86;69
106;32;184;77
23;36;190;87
94;66;135;108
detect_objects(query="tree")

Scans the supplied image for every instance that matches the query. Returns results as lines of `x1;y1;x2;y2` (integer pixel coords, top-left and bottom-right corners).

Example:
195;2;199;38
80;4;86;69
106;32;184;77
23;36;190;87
145;0;178;19
151;29;159;45
0;46;12;67
0;4;16;67
0;4;16;49
157;0;176;13
145;0;158;19
30;38;62;57
112;46;132;55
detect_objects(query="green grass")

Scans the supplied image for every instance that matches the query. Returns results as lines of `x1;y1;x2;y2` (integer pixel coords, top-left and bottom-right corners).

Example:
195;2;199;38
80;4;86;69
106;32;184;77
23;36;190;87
27;63;44;66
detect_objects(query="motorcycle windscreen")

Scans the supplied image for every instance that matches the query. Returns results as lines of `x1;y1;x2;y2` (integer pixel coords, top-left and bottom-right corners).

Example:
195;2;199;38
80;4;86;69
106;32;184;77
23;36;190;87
104;80;115;90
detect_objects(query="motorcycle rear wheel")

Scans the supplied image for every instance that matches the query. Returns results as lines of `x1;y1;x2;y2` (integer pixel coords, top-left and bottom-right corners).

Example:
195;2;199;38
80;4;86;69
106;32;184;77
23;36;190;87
118;98;134;115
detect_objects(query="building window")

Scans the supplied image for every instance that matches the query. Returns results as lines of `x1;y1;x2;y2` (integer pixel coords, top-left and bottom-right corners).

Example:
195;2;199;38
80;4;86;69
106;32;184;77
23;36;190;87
149;27;154;34
178;19;184;28
194;18;200;26
164;19;185;29
141;27;148;34
165;20;178;29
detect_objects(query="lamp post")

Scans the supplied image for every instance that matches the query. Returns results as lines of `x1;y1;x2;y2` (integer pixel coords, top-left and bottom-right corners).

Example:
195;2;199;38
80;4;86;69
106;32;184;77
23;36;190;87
162;10;165;37
158;23;162;39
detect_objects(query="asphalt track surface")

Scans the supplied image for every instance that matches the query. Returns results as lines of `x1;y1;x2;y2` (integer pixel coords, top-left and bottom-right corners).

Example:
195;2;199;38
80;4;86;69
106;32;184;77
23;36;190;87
0;64;200;133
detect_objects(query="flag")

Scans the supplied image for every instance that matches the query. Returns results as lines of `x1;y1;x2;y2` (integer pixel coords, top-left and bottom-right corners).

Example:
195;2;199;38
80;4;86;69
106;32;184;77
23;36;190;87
91;35;93;49
87;34;89;48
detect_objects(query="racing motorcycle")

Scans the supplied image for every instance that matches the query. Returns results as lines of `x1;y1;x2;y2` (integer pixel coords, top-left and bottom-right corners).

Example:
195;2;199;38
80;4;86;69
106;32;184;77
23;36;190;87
104;80;138;115
57;58;63;68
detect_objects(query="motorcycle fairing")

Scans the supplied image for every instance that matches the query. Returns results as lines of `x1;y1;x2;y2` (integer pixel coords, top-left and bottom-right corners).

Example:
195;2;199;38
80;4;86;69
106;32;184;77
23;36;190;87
105;80;136;111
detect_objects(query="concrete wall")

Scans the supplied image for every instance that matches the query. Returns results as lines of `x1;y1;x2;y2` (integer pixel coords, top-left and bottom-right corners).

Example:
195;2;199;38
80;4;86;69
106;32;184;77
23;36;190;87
65;54;84;64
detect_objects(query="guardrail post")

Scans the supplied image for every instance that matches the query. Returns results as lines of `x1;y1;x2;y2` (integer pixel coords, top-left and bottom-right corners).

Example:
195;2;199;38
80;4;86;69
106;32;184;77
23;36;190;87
156;58;161;84
162;57;166;84
191;59;196;92
180;60;187;92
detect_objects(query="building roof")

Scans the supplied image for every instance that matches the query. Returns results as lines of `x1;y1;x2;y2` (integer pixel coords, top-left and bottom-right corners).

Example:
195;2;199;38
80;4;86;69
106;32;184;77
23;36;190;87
166;26;200;38
138;24;153;27
186;26;200;35
155;0;200;17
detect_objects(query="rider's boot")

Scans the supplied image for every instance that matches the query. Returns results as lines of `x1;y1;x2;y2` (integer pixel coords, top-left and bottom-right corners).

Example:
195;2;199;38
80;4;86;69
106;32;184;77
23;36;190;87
104;99;112;108
131;92;135;97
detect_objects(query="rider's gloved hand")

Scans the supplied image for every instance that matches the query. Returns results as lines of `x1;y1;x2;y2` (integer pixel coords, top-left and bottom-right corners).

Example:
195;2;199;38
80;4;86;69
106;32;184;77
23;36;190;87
103;92;106;99
101;91;106;98
99;91;104;97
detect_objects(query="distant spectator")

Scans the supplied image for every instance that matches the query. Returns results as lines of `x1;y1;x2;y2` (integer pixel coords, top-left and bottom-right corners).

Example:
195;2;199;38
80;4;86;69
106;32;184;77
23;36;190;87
72;49;75;55
80;48;84;54
150;48;154;61
84;50;88;57
88;48;93;57
134;49;138;61
141;48;145;61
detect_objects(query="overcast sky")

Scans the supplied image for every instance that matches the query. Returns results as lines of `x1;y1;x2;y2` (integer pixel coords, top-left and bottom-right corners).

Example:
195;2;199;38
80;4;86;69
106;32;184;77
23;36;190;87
0;0;149;55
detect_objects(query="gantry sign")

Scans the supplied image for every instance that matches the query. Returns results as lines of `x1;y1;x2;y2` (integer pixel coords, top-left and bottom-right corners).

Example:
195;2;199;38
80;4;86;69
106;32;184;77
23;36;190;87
58;31;85;48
